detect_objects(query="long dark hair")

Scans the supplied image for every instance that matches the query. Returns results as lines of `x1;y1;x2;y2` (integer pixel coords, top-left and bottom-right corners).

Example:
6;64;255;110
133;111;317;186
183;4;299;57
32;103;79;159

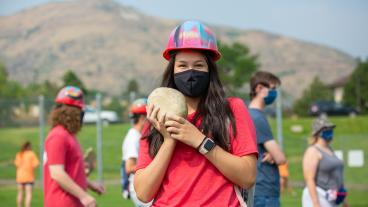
145;51;237;157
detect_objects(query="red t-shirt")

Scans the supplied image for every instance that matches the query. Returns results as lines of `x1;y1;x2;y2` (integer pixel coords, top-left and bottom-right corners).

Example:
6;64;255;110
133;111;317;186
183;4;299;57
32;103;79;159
136;97;258;206
44;125;87;207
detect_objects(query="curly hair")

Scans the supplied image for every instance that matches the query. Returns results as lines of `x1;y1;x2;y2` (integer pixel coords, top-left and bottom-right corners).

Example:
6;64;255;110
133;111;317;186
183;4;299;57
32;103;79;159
50;104;82;134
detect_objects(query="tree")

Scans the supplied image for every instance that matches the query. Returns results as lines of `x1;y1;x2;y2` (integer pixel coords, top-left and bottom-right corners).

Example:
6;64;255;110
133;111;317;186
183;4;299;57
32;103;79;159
105;97;125;120
0;62;8;94
217;42;259;97
343;59;368;114
0;61;24;98
0;62;25;126
62;70;87;94
293;76;333;116
123;79;139;97
25;80;59;98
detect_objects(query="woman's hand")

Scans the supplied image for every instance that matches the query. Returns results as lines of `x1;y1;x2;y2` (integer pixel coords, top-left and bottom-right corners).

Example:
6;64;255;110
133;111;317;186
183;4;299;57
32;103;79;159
79;193;96;207
88;181;105;195
165;114;205;148
146;104;172;142
261;152;275;164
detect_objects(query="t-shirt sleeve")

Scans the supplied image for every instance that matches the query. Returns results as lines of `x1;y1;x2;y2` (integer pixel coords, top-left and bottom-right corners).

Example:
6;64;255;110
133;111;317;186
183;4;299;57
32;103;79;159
135;123;153;172
252;115;273;144
229;98;258;158
45;133;68;165
135;138;152;172
31;152;40;168
124;132;140;160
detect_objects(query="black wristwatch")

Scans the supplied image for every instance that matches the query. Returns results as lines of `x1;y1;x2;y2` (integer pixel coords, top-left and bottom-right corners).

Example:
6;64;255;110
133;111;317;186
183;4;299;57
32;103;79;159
198;137;216;155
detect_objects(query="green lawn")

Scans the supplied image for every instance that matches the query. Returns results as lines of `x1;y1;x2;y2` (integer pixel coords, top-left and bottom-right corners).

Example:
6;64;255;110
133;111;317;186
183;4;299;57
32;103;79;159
0;184;134;207
1;115;367;206
0;184;367;207
269;116;368;185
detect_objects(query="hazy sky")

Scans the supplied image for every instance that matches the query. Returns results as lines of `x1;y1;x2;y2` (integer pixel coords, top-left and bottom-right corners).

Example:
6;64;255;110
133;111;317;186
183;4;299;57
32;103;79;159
1;0;367;58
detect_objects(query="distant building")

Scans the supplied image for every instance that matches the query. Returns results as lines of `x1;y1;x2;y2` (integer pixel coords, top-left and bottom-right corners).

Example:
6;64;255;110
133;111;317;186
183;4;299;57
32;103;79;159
327;75;350;103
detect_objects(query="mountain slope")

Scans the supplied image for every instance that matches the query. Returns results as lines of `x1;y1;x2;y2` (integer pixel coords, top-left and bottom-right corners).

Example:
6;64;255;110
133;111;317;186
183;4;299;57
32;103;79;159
0;0;357;99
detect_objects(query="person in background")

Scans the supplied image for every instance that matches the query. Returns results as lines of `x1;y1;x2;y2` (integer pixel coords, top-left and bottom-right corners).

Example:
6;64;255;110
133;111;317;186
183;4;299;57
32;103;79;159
302;117;348;207
14;141;39;207
121;98;151;206
43;86;105;207
248;71;287;207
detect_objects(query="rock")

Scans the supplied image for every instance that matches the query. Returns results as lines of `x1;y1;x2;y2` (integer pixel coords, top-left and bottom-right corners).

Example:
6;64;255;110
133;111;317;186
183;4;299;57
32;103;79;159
147;87;187;119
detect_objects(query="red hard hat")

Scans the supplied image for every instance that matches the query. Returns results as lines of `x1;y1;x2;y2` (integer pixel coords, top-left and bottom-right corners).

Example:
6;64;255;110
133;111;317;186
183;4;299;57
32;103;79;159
163;20;221;61
55;86;84;109
130;98;147;115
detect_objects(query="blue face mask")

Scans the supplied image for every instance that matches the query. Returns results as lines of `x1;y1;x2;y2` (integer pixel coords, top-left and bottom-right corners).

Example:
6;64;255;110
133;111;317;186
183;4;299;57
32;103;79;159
321;129;334;141
264;89;277;105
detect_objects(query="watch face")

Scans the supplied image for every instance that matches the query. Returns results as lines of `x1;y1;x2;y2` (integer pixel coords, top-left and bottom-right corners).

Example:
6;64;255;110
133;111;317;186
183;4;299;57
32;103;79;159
204;139;215;150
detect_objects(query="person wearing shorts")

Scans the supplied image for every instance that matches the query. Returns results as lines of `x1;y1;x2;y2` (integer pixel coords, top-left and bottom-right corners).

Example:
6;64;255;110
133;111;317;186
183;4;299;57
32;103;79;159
14;141;39;207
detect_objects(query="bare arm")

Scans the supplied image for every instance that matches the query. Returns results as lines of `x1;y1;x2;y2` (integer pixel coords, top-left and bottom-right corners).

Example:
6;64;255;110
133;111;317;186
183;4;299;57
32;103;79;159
125;158;137;174
205;146;257;189
134;104;176;203
14;155;20;168
49;165;96;207
32;152;40;168
264;140;286;165
87;180;105;195
134;139;176;203
303;147;321;207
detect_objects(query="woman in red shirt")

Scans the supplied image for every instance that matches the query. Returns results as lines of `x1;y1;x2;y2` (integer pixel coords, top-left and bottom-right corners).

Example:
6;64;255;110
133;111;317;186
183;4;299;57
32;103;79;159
134;20;258;206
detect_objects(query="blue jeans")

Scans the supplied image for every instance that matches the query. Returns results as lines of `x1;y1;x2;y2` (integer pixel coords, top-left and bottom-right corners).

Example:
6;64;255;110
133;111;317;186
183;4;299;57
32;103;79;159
254;196;280;207
121;160;129;194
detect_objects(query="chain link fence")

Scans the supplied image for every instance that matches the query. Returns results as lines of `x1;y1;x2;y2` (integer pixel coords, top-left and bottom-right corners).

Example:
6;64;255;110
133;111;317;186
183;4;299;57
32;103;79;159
0;94;136;128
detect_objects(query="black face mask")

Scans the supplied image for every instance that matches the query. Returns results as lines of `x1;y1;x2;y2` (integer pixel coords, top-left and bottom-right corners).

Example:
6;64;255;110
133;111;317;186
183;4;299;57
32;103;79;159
80;111;85;126
174;69;210;97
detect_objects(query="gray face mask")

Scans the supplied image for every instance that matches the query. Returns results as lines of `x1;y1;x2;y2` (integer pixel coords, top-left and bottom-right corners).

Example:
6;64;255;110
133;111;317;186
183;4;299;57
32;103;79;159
174;69;209;97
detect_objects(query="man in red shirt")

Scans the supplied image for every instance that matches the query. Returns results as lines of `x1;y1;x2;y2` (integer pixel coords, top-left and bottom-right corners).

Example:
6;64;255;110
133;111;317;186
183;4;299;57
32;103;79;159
44;86;104;207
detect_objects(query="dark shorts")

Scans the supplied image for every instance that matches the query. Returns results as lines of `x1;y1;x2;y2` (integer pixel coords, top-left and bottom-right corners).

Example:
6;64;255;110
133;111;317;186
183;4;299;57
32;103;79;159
18;182;34;186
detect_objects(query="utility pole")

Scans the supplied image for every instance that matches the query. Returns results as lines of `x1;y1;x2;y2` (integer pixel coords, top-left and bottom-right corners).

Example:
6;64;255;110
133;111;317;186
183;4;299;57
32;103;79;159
38;95;45;188
96;93;103;182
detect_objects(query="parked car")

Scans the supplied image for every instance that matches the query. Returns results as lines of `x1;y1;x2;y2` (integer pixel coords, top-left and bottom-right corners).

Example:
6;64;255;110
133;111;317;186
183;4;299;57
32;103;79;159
309;101;358;116
83;106;119;124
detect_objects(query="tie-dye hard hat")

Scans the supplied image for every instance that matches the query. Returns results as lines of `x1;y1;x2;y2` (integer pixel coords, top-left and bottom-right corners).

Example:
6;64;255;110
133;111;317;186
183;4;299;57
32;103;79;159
163;20;221;61
55;86;84;109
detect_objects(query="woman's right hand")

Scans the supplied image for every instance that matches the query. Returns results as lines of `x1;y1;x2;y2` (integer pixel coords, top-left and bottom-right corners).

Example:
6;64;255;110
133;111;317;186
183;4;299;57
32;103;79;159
80;193;96;207
146;104;173;142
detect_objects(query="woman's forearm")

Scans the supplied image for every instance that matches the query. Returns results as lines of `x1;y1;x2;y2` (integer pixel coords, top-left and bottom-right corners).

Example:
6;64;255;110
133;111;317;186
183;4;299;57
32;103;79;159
50;167;88;200
205;145;257;189
134;139;176;202
306;180;320;206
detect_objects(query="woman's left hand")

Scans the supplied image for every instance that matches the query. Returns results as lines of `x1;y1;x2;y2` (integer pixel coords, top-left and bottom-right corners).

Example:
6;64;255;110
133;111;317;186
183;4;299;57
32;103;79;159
165;114;205;148
88;181;105;195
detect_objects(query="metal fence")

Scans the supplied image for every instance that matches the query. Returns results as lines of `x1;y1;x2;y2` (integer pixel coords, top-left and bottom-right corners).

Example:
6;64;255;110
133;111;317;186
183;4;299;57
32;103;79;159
0;93;134;186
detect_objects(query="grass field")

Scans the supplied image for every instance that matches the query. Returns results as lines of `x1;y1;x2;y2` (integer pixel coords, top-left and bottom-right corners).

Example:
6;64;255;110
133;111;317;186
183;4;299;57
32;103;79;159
0;115;367;206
